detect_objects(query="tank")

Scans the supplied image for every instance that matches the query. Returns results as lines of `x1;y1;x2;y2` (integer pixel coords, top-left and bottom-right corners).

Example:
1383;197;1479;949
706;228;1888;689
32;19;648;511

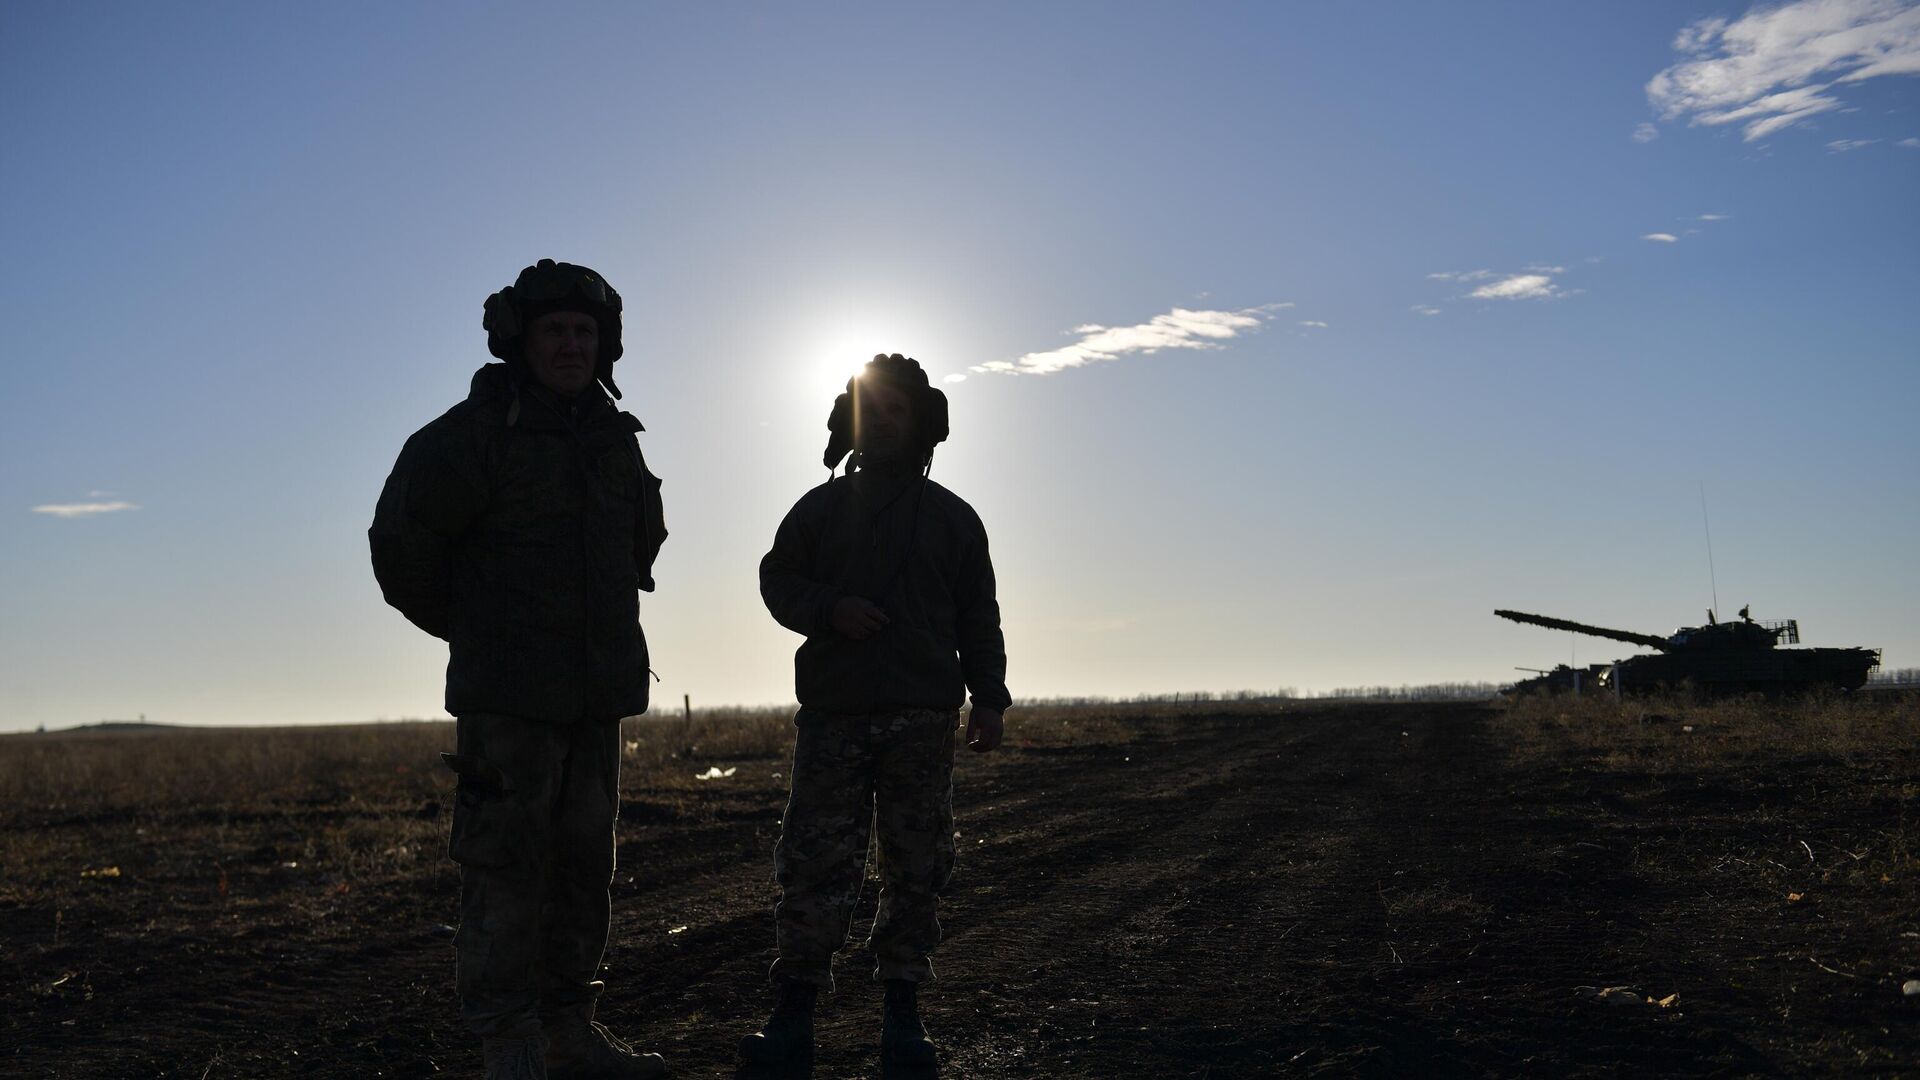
1494;605;1880;696
1504;663;1613;697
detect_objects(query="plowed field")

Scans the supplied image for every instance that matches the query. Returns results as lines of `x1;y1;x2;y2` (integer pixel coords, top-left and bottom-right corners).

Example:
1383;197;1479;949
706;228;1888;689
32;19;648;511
6;700;1917;1077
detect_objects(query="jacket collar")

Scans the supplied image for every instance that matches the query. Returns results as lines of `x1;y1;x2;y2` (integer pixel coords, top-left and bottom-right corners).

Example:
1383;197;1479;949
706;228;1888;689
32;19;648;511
468;363;620;432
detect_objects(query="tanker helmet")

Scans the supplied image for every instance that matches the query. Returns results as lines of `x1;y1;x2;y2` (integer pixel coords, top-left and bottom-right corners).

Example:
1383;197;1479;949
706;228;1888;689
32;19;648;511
482;259;627;397
823;353;950;471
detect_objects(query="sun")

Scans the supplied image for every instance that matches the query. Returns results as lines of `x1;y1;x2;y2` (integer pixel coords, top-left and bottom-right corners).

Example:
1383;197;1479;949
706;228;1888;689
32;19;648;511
801;320;917;399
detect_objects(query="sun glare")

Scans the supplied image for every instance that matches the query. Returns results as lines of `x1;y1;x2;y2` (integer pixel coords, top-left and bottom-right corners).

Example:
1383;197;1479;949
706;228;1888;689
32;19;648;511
787;299;971;403
802;321;917;399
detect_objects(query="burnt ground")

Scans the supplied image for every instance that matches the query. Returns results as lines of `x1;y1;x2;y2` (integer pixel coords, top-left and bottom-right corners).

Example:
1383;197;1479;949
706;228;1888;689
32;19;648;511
5;701;1917;1078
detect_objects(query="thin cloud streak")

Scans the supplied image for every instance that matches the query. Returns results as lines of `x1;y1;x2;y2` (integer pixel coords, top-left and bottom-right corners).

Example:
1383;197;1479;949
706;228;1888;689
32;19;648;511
32;501;139;518
970;303;1286;377
1429;264;1575;304
1647;0;1920;142
1643;232;1681;242
1469;274;1563;301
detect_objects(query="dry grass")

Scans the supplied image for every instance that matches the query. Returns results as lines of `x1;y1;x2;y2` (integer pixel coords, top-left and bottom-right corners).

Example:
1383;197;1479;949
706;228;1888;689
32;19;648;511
1493;689;1920;902
0;701;1158;822
1493;688;1919;767
0;709;805;821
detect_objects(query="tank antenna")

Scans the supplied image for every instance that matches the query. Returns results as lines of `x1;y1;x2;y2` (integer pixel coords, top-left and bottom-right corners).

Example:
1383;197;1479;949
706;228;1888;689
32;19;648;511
1699;481;1719;619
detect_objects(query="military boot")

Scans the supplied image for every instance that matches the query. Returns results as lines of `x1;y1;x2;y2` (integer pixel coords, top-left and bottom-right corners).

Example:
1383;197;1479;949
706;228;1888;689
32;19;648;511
483;1034;551;1080
736;979;816;1077
880;980;938;1068
545;1016;669;1079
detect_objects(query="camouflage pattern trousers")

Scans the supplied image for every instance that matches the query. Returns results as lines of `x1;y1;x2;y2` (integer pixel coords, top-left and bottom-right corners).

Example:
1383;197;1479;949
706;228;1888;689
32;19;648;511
769;707;959;990
446;712;620;1038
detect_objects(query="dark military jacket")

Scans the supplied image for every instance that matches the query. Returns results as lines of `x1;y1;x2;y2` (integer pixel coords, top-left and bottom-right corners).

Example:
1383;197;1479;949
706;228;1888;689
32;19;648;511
370;364;665;724
761;467;1010;714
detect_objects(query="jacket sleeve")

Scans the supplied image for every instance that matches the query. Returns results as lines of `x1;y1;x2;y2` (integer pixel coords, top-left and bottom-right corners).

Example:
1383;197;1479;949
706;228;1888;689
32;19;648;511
955;510;1012;711
759;490;841;638
634;441;666;592
368;420;488;640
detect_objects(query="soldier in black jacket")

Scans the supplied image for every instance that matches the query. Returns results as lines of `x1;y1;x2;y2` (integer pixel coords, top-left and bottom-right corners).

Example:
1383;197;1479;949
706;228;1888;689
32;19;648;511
741;354;1011;1077
370;260;668;1080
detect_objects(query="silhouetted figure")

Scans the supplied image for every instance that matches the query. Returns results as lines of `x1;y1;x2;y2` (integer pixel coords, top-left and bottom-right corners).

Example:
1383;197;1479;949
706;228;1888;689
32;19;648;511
741;354;1011;1078
370;260;668;1080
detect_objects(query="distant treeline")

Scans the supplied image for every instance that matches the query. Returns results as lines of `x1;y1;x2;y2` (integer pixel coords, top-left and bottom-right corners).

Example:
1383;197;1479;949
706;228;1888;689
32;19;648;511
1017;682;1505;707
1867;666;1920;687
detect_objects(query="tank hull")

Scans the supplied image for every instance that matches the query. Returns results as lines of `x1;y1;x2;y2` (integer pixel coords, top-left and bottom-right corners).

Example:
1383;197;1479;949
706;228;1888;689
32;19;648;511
1602;647;1880;696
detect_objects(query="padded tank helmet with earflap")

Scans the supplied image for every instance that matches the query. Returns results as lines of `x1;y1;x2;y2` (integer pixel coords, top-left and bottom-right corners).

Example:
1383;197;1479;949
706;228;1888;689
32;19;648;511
481;259;628;398
823;353;951;471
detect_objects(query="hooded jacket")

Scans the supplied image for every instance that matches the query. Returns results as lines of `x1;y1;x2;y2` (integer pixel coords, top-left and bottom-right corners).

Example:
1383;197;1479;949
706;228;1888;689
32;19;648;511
760;466;1010;714
370;363;666;723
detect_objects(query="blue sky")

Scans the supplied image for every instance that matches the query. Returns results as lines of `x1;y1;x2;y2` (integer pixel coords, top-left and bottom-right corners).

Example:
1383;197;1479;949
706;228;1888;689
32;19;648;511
2;2;1916;730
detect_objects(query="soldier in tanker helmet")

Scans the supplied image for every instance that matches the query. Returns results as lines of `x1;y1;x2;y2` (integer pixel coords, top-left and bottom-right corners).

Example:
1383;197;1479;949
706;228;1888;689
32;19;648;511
740;353;1012;1077
370;260;669;1079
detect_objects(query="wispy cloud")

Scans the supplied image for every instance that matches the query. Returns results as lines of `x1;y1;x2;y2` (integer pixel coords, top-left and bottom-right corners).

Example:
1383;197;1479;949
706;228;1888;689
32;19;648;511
1410;305;1442;316
1827;136;1881;150
32;500;139;518
1647;0;1920;142
1643;232;1681;242
967;303;1286;377
1297;320;1329;329
1900;136;1920;146
1633;121;1662;143
1699;213;1732;220
1428;264;1577;304
1469;273;1566;301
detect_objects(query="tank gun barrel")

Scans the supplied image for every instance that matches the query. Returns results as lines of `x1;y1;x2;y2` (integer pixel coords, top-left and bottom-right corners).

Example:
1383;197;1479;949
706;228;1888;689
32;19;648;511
1494;609;1671;651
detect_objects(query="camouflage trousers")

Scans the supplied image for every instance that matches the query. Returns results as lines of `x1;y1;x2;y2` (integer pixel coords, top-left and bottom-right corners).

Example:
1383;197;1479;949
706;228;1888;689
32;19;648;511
446;712;620;1038
769;707;959;990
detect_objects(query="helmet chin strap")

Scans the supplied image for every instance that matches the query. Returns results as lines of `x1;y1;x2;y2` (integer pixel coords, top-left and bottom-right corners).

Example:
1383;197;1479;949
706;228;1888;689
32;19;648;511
843;445;935;478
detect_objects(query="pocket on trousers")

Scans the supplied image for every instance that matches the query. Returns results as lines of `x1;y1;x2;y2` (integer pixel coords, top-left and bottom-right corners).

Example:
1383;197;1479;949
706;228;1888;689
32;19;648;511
450;786;523;870
445;755;532;873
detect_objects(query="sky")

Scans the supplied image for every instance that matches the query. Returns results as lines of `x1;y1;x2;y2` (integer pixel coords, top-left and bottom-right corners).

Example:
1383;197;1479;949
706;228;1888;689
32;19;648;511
2;1;1916;731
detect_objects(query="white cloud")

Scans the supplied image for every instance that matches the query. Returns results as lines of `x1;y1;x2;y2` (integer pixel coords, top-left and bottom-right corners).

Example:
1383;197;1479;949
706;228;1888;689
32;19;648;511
1633;122;1662;142
970;304;1281;377
1298;320;1329;329
1427;269;1494;282
1410;305;1442;316
1827;136;1881;149
1699;212;1732;220
1643;232;1681;242
942;373;967;384
1524;264;1567;274
1648;0;1920;142
1900;135;1920;145
32;501;139;518
1470;274;1564;301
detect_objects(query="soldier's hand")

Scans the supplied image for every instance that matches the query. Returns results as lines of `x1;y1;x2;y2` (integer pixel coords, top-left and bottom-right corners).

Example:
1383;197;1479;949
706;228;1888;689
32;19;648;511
830;596;890;640
965;707;1004;753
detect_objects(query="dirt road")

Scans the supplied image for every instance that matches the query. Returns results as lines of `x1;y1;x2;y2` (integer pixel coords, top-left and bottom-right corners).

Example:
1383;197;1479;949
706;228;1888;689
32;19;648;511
7;702;1916;1077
